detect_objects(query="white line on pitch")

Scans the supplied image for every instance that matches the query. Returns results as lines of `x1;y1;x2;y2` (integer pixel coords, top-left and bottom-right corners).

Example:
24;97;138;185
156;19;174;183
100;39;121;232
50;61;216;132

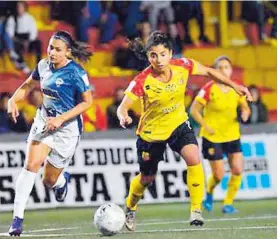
25;227;80;233
0;225;276;237
0;214;275;236
137;214;277;226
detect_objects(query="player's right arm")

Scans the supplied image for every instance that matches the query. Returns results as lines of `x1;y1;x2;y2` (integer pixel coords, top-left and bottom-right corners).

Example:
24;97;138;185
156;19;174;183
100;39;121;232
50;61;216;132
117;95;134;129
8;63;41;123
190;83;215;135
117;76;144;129
8;75;38;123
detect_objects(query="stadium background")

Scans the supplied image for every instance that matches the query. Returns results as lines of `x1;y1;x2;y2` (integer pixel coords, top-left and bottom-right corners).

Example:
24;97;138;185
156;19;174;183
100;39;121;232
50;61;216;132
0;1;277;238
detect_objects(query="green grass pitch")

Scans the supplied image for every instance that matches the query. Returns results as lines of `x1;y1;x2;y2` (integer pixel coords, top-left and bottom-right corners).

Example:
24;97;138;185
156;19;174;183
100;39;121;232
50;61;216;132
0;199;276;239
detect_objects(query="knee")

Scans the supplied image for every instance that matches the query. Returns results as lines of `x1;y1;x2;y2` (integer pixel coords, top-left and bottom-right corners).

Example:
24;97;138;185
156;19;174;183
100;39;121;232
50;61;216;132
231;167;242;176
140;175;156;186
42;175;57;188
213;171;224;182
25;162;40;173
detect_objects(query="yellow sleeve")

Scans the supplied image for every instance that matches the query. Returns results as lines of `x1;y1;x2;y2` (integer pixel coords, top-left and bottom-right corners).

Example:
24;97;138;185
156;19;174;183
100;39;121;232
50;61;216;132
124;80;142;101
124;91;139;101
238;95;247;105
190;59;199;75
195;95;207;106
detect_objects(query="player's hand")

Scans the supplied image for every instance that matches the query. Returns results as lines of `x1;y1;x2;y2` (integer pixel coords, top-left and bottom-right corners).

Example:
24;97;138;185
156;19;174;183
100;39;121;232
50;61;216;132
7;99;19;123
241;110;250;122
45;117;64;132
119;115;133;129
204;125;215;135
234;85;253;102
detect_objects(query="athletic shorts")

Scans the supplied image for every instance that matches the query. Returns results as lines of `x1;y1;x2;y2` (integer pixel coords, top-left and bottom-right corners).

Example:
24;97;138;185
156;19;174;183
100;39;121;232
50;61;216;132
202;137;242;161
27;112;79;168
137;121;198;176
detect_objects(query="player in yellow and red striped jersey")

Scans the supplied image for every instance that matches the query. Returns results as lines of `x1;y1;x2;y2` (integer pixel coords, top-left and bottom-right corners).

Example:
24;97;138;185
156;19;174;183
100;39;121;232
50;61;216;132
190;56;251;214
117;32;253;231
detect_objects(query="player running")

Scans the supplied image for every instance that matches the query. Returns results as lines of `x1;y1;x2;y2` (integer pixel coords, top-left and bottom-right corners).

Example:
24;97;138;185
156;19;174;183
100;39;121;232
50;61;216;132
190;56;251;214
117;31;253;231
7;31;93;236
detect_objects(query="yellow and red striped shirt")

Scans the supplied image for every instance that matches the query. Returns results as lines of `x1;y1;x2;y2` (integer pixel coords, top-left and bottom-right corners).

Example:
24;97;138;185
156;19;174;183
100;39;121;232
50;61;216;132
125;58;197;142
195;81;246;143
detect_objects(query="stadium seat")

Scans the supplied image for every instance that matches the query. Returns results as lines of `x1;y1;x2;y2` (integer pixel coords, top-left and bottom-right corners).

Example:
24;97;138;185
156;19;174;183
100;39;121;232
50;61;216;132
243;70;264;87
261;90;277;111
228;22;248;46
28;3;51;23
264;70;277;90
235;46;257;69
255;45;277;69
183;48;236;66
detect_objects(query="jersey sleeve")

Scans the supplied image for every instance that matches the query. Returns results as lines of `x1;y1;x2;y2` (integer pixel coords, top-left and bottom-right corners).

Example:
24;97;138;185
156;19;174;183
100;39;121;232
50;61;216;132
195;81;213;106
180;58;198;75
31;65;40;81
76;72;90;93
238;95;247;105
125;77;144;101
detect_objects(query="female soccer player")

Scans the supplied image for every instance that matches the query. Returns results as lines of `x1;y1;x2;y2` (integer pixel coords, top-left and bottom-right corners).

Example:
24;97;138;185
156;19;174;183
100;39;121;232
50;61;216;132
190;56;251;214
7;31;93;236
117;31;252;231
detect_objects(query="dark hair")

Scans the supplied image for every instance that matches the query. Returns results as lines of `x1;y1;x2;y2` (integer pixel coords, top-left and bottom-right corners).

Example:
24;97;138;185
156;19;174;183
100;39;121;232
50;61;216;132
51;31;93;62
213;55;232;68
128;31;173;60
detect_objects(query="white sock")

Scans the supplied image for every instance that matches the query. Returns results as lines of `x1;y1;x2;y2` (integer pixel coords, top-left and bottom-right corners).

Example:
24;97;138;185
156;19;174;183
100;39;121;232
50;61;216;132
13;168;37;219
52;172;66;189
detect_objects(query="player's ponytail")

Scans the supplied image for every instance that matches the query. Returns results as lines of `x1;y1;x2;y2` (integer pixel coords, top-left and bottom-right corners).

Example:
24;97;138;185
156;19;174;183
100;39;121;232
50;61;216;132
128;38;147;61
129;31;173;61
70;40;93;62
52;31;93;62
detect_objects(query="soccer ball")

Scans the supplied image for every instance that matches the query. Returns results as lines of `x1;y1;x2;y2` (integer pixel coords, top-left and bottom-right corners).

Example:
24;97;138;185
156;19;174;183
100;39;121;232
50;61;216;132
94;203;125;236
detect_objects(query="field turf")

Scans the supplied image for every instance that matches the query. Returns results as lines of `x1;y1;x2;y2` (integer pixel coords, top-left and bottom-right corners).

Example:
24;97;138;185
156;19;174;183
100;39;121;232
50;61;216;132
0;199;276;239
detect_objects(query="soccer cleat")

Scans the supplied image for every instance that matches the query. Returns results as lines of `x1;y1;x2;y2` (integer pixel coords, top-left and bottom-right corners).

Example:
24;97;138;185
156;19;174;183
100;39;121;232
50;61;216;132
54;172;71;202
125;208;136;231
203;193;213;212
8;216;23;236
222;205;238;214
189;209;204;226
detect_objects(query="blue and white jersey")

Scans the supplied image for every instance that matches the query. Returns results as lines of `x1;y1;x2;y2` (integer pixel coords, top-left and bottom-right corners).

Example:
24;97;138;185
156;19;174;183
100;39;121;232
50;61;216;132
31;59;90;136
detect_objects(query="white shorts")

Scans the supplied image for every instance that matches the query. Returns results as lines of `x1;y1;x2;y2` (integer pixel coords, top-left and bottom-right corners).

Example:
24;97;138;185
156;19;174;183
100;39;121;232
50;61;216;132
27;111;80;169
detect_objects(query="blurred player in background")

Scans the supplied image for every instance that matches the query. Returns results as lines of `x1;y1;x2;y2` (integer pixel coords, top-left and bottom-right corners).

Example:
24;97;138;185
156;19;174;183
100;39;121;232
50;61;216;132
7;30;93;236
190;56;251;214
117;31;252;231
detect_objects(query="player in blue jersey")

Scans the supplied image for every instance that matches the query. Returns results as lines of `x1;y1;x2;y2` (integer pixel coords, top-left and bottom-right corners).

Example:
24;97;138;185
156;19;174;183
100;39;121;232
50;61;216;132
7;31;93;236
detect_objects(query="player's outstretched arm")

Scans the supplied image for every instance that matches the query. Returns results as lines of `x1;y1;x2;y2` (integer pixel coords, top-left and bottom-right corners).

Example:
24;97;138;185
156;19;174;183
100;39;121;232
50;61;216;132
8;75;38;123
117;95;134;129
239;97;251;123
190;100;214;135
194;62;253;102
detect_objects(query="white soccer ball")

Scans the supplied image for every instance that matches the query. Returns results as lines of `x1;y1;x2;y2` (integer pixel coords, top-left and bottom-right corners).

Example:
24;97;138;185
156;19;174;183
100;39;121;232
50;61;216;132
94;203;125;236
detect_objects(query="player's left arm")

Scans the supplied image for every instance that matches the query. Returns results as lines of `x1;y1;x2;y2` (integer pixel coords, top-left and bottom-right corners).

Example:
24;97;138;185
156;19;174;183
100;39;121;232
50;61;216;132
192;60;253;102
238;96;251;123
46;71;92;132
46;90;92;132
